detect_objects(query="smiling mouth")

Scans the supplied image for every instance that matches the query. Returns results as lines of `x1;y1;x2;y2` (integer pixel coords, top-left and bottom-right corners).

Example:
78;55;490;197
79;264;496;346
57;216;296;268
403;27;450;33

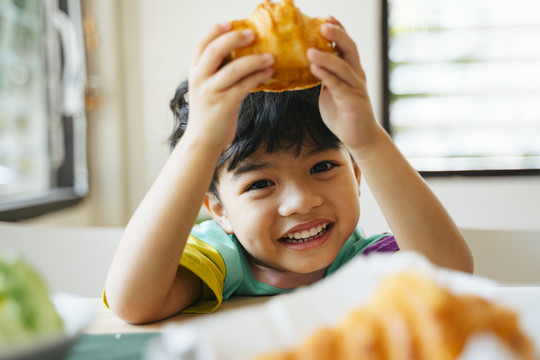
280;223;332;244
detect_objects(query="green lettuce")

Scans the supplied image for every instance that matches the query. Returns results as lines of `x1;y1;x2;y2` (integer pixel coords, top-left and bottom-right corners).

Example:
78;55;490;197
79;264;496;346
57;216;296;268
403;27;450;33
0;252;63;349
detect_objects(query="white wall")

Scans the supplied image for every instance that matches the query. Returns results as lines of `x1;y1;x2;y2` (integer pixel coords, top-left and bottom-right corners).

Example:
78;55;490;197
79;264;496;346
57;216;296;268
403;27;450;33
360;176;540;235
26;0;540;233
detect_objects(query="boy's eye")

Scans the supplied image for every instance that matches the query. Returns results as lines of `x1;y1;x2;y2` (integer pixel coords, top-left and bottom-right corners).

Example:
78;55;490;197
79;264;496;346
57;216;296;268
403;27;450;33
310;161;338;174
246;179;274;192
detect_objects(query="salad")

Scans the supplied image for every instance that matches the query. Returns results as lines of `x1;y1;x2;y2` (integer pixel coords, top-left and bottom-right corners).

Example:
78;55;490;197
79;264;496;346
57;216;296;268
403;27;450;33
0;252;63;350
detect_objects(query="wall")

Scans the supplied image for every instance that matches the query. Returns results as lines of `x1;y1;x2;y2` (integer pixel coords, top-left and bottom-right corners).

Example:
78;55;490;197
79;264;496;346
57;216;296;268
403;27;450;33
26;0;540;233
360;176;540;235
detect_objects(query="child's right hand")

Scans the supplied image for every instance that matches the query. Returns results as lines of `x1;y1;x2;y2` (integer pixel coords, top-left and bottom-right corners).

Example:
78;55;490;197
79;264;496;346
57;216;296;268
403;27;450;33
186;22;274;151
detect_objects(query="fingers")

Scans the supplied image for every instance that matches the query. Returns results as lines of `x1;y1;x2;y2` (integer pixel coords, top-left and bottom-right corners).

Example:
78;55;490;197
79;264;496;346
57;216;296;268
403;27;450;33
192;22;232;65
306;16;366;91
211;53;275;92
325;15;345;30
320;22;362;71
309;62;341;92
309;61;353;95
194;29;257;78
190;22;276;99
227;67;275;97
307;47;365;89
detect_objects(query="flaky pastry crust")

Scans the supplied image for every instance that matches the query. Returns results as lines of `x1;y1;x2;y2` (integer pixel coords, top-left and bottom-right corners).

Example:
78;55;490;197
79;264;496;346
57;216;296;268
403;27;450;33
257;272;535;360
230;0;335;92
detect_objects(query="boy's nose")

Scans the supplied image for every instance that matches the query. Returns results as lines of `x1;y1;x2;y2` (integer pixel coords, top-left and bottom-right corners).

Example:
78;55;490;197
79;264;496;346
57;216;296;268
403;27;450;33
278;183;324;216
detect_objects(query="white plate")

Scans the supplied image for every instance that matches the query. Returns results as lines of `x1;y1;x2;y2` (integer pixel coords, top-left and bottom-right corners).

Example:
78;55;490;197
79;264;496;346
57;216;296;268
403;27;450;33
0;293;95;360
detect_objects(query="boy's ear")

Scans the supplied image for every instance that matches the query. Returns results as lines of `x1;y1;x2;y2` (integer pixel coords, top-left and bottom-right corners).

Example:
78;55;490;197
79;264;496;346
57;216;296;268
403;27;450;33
203;194;234;234
352;160;362;197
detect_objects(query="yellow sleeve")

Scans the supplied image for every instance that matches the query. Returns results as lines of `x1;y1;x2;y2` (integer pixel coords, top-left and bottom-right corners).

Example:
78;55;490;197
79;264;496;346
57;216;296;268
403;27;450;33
179;235;227;313
102;235;227;314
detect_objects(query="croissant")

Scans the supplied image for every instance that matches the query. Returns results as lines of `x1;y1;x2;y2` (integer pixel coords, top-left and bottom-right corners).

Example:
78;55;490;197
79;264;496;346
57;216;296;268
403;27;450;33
257;272;535;360
230;0;335;92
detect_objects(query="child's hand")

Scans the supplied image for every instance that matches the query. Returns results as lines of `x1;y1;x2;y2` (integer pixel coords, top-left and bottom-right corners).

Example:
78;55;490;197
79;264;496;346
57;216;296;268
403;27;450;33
307;17;380;151
186;22;274;151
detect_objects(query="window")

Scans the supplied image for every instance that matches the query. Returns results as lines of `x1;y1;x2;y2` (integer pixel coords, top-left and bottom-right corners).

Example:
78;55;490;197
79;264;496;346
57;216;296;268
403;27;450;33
0;0;87;221
383;0;540;174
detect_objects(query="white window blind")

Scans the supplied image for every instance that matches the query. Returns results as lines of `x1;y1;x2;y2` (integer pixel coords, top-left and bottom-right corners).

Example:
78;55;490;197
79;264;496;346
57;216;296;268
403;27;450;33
385;0;540;173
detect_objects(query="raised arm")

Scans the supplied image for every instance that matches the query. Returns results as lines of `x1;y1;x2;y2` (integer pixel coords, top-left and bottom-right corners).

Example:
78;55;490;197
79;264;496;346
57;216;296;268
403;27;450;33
351;128;473;273
307;17;473;273
104;23;274;324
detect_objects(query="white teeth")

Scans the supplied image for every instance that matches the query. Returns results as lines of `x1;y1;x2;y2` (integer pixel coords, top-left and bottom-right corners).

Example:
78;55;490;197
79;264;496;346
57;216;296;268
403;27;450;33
283;223;330;243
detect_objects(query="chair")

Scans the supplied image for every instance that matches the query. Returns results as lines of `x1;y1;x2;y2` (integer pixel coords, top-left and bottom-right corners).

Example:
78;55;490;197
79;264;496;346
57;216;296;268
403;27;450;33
461;228;540;286
0;221;123;297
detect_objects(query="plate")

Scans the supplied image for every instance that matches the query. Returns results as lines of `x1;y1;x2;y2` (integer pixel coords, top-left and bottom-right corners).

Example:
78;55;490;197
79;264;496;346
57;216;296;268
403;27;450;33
0;293;95;360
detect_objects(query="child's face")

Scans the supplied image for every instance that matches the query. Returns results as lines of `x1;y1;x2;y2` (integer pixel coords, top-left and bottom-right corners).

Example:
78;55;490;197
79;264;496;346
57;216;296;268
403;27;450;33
206;144;361;281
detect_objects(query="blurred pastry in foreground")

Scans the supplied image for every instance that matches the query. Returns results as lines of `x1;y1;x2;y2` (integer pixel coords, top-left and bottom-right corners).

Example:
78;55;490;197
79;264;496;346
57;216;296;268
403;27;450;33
257;272;535;360
230;0;335;92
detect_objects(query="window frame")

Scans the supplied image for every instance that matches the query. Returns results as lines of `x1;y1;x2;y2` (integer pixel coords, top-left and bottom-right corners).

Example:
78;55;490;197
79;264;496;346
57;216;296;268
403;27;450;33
381;0;540;177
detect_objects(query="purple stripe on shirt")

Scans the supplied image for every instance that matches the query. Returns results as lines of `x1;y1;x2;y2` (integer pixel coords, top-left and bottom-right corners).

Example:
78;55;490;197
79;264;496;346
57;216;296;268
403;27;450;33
362;235;399;256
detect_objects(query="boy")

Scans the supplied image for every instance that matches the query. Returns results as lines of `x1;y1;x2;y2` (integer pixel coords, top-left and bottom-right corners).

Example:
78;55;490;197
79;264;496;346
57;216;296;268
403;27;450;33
104;18;473;324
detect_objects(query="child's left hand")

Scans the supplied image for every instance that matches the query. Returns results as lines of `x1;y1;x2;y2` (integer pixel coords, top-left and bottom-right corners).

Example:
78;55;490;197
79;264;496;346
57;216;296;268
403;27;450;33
307;17;380;151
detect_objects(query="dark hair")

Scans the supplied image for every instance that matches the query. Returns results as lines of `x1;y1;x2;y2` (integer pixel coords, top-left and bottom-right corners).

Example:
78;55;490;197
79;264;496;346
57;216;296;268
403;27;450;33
169;79;341;197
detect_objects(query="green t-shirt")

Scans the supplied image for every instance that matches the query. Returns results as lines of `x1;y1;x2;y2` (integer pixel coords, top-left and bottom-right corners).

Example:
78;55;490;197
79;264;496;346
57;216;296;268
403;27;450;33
180;220;392;313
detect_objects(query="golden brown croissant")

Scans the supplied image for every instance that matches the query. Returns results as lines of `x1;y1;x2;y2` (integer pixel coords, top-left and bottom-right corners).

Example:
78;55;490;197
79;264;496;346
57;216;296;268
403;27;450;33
230;0;335;92
257;272;535;360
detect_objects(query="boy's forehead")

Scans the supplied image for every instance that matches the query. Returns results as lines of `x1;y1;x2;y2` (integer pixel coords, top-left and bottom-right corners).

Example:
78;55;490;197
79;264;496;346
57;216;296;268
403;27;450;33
225;143;342;175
